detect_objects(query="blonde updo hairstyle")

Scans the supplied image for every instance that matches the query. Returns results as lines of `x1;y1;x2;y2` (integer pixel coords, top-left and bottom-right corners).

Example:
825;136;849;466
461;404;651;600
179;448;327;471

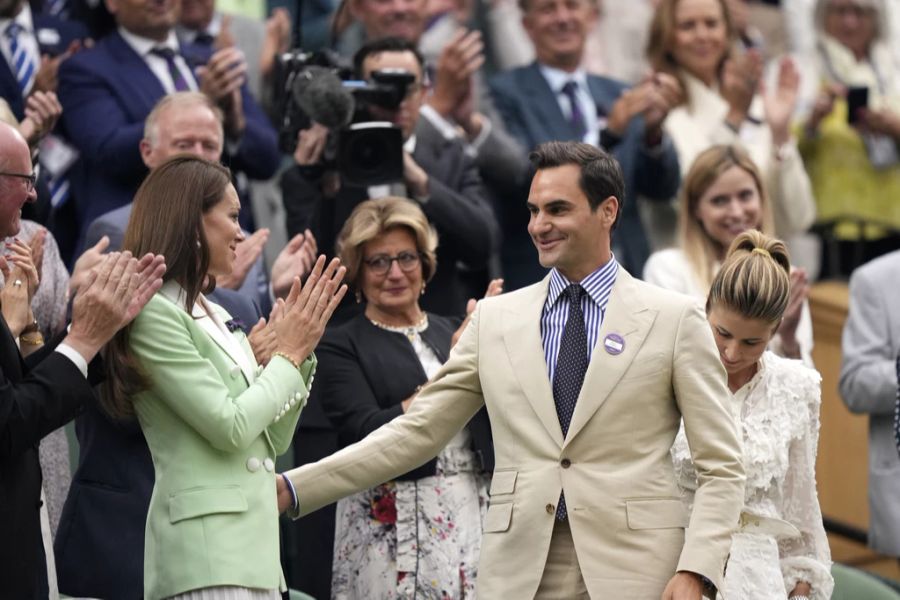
707;230;791;326
336;197;438;298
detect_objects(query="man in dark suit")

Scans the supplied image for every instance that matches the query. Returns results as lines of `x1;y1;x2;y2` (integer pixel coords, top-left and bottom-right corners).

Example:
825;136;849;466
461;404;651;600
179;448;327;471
488;0;682;287
56;0;280;244
282;37;497;319
0;121;164;599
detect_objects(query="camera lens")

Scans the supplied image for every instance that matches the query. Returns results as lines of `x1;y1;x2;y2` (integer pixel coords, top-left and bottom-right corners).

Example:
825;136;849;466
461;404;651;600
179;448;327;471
348;132;387;175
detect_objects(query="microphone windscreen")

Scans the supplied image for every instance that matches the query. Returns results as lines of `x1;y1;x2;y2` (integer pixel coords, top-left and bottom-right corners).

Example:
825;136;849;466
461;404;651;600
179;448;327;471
292;66;355;130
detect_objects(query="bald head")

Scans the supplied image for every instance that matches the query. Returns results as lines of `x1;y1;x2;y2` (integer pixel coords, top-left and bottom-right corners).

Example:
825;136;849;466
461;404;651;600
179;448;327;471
0;121;36;237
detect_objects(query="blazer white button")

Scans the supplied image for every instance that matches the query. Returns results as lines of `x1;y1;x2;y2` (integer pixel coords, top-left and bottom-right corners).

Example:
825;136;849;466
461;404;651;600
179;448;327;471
230;365;241;378
246;457;261;472
264;458;275;472
289;398;297;408
294;392;303;401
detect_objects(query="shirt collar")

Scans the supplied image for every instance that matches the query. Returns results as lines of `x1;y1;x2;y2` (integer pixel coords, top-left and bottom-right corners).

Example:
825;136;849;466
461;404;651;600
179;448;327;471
546;256;619;310
404;134;416;154
118;26;181;58
0;4;34;35
538;63;589;94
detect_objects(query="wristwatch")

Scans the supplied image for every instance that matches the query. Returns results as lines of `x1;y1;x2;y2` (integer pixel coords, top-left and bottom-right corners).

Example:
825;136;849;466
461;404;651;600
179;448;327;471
20;319;43;346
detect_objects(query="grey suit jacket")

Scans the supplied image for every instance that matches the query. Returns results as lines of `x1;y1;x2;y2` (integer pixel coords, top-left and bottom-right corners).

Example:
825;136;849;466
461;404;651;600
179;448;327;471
84;203;270;312
840;250;900;555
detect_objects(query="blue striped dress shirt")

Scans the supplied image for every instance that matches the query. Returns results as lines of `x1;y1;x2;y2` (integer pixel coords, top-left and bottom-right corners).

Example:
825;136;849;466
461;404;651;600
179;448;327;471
541;258;620;383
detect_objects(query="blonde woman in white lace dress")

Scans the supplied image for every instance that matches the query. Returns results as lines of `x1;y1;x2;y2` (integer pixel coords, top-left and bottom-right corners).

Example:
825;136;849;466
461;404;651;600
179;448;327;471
671;230;833;600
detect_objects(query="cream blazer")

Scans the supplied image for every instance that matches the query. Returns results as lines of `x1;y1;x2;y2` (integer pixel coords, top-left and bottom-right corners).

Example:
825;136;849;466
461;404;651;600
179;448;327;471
287;270;745;598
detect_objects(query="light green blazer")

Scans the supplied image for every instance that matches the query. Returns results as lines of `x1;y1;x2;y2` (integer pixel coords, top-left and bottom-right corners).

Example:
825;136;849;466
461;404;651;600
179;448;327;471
130;282;314;600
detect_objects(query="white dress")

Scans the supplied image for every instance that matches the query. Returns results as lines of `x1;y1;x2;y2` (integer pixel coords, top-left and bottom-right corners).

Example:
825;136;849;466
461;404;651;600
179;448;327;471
671;352;833;599
643;248;815;367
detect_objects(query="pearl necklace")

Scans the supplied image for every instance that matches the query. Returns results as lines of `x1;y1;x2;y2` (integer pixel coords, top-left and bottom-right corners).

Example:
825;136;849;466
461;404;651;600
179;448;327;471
368;313;429;341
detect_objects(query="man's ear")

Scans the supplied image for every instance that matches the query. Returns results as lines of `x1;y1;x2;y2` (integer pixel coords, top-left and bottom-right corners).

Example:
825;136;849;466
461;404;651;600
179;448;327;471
601;195;619;227
139;139;153;166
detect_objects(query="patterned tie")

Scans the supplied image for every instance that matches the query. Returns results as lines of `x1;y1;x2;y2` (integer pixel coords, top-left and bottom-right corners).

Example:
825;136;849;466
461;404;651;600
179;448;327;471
149;47;190;92
552;283;589;520
561;80;587;141
5;22;36;96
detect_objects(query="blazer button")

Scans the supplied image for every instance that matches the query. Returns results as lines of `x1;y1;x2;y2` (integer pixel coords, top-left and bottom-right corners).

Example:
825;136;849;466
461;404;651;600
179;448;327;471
294;392;304;401
560;458;571;468
263;458;275;472
246;457;261;472
230;365;241;378
545;503;555;514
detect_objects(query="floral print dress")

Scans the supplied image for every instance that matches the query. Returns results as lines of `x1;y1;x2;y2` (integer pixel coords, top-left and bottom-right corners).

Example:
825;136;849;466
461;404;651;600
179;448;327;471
330;327;489;600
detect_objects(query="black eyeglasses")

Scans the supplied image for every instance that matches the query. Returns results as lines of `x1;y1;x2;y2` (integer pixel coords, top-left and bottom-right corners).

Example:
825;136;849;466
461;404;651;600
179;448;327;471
363;251;421;275
0;171;36;192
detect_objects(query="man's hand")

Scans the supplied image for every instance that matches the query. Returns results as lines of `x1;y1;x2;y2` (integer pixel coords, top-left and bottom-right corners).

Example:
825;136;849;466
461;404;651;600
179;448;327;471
271;230;318;299
69;235;110;296
3;237;39;300
218;228;268;290
33;39;84;93
661;571;704;600
451;278;503;348
403;153;429;198
18;91;63;146
428;29;485;136
197;47;248;136
606;73;682;141
65;252;166;363
293;123;329;166
763;56;800;147
214;14;236;49
28;227;46;283
260;8;291;78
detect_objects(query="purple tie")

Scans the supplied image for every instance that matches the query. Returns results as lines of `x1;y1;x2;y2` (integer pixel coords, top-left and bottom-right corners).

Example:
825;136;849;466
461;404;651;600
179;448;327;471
150;47;190;92
561;80;587;141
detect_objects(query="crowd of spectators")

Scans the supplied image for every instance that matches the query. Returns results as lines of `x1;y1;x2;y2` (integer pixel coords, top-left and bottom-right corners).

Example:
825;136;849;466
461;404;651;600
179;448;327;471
2;0;900;597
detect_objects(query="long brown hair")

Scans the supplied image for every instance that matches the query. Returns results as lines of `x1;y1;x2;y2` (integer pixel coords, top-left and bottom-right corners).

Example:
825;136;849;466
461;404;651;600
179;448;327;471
102;156;233;418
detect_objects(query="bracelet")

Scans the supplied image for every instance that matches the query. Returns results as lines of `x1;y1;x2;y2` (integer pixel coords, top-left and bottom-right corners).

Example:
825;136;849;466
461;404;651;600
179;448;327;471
20;331;44;346
789;596;811;600
281;473;299;512
272;351;302;371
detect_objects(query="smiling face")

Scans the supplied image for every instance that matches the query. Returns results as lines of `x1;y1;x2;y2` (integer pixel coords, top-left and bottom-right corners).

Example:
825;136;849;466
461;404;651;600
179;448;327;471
694;165;761;253
707;304;776;386
527;164;615;282
201;184;243;278
823;0;876;60
670;0;729;84
106;0;180;41
360;226;423;315
522;0;597;71
0;125;36;239
352;0;427;42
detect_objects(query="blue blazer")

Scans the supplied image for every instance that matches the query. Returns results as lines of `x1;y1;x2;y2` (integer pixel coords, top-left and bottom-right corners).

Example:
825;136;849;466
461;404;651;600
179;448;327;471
0;13;87;119
56;31;280;237
488;62;680;279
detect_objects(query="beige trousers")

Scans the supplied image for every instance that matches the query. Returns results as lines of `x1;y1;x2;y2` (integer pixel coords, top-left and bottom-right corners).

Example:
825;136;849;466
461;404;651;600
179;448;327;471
535;519;590;599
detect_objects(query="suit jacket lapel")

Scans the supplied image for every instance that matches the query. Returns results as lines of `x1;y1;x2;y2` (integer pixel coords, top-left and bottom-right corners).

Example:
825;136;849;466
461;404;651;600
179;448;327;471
501;276;564;447
586;76;619;118
563;270;657;448
522;63;577;141
108;32;168;115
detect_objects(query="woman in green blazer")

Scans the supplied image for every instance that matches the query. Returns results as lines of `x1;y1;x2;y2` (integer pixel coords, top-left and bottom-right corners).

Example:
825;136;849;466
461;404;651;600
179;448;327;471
102;156;346;600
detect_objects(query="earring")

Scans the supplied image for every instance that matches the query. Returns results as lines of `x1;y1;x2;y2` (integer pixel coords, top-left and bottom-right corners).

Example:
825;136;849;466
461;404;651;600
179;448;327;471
420;284;426;296
196;239;201;249
355;290;362;304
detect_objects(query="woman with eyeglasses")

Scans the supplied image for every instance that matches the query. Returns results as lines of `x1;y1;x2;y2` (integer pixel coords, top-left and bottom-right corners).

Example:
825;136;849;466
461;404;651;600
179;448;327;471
311;197;500;599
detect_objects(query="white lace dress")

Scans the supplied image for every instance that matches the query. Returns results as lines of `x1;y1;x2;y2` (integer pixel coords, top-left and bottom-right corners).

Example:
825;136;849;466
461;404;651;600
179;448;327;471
671;352;834;600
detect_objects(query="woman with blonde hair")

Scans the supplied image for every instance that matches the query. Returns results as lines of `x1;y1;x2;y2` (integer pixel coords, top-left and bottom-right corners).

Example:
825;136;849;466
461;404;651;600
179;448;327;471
671;230;833;600
646;0;816;240
644;144;813;363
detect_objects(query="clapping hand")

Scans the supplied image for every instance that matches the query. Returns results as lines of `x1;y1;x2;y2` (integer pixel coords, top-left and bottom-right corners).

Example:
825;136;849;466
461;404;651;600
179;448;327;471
271;230;318;299
721;48;763;130
428;29;485;136
762;56;800;147
218;228;269;290
451;278;503;348
18;92;62;146
777;267;808;359
248;299;283;366
0;238;40;337
197;47;248;136
608;72;683;143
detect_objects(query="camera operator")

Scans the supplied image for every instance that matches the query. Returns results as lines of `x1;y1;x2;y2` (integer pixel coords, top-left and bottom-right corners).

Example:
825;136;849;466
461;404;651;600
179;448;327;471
281;37;497;320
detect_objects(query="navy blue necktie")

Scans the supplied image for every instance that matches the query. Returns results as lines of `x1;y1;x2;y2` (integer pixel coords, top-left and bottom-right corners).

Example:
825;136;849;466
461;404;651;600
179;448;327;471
561;80;587;141
552;283;589;520
150;47;190;92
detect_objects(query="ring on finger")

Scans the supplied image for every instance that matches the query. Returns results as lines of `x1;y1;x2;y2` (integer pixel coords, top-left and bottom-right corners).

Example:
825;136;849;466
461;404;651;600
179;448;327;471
13;279;22;287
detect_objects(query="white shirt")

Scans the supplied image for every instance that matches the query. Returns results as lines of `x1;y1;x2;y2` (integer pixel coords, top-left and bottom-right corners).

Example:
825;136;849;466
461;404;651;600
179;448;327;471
0;5;39;96
538;64;601;146
118;27;198;94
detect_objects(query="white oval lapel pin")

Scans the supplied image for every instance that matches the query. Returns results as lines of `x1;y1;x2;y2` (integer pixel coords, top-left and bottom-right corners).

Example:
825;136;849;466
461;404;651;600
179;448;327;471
604;333;625;355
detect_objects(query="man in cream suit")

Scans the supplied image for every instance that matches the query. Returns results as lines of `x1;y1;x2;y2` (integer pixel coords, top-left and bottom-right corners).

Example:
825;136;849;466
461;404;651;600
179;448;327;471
282;141;744;599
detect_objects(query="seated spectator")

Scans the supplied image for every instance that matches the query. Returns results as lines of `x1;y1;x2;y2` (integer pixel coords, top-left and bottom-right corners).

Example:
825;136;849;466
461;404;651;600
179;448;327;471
841;248;900;558
313;196;497;597
488;0;681;285
644;144;813;364
0;120;165;599
795;0;900;276
672;230;833;600
283;37;497;318
646;0;816;242
56;0;279;244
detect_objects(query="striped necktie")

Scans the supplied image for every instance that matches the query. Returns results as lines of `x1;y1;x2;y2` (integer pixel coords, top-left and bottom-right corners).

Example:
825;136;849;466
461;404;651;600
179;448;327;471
5;22;36;96
149;46;190;92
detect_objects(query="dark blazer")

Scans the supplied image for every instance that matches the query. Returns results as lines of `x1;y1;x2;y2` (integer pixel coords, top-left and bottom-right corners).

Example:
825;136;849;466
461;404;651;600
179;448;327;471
281;116;497;318
488;62;680;283
0;11;87;119
54;303;261;599
0;320;97;599
56;30;280;238
311;312;494;479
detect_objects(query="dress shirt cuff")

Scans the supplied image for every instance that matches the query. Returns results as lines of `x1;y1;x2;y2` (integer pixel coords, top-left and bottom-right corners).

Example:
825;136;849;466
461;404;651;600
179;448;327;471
468;116;492;151
55;343;89;378
282;473;300;517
